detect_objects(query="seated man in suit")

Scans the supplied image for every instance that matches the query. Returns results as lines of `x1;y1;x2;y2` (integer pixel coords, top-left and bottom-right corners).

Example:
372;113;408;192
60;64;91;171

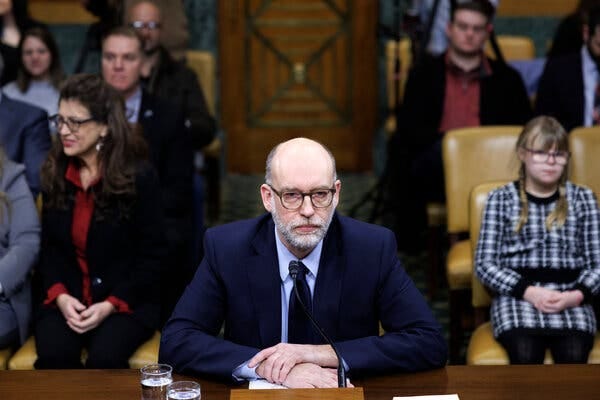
0;62;52;196
536;5;600;131
101;26;193;325
394;0;531;252
159;138;447;387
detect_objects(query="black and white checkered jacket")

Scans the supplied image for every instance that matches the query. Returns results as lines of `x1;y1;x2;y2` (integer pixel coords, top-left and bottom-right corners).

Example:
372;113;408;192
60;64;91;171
475;181;600;338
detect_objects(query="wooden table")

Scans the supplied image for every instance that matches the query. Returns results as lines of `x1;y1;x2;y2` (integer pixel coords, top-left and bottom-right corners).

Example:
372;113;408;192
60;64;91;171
1;365;599;400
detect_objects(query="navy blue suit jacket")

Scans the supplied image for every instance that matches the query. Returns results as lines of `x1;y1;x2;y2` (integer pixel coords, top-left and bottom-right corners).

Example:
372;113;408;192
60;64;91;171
0;95;51;196
535;52;585;132
159;213;447;381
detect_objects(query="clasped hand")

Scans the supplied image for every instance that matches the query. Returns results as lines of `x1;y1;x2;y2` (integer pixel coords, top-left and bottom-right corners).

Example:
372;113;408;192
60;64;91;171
248;343;352;388
523;286;583;313
56;294;115;334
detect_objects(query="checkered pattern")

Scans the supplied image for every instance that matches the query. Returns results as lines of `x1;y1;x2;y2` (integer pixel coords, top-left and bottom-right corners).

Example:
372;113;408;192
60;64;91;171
475;181;600;338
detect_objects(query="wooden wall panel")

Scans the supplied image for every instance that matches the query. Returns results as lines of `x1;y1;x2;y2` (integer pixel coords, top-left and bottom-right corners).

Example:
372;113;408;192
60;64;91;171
496;0;578;17
30;0;97;24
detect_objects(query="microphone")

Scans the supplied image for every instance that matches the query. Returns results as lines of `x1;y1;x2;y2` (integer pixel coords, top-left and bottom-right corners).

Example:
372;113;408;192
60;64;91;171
288;260;347;388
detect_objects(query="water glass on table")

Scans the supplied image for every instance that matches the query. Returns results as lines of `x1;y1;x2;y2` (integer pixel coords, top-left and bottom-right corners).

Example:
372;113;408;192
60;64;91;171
140;363;173;400
167;381;201;400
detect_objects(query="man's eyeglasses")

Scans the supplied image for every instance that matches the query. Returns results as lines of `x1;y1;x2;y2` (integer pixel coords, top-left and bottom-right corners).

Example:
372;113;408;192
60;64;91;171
522;147;570;165
129;21;161;30
268;184;336;210
49;114;95;132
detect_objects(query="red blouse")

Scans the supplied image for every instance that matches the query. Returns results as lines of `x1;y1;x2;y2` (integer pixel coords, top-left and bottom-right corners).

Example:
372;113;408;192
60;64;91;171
44;162;131;313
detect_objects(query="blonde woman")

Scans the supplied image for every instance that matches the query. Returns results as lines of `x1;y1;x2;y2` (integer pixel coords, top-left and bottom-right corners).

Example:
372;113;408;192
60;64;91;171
476;116;600;364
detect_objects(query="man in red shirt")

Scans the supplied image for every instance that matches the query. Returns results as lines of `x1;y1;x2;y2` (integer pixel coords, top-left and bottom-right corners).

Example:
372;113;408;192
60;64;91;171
393;0;531;252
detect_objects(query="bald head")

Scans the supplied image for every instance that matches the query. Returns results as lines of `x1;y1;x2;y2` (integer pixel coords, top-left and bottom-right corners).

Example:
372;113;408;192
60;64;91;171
127;0;162;54
261;138;340;258
265;138;337;187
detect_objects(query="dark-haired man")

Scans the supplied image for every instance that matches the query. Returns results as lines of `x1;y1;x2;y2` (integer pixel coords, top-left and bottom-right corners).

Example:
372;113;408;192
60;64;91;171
101;27;193;324
395;0;531;251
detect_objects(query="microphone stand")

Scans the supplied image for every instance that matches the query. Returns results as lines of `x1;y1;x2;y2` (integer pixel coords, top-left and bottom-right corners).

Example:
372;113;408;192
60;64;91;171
289;266;347;388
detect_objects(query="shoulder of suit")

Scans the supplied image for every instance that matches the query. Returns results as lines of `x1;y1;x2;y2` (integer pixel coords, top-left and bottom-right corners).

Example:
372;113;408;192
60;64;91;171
335;214;392;238
0;158;26;189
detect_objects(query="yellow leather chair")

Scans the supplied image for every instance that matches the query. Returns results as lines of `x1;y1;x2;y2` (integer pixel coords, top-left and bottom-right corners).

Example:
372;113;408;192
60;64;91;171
8;331;161;370
442;126;521;362
466;183;600;365
186;50;221;223
569;126;600;198
384;38;412;136
186;50;216;117
0;347;12;370
468;322;600;365
485;35;536;61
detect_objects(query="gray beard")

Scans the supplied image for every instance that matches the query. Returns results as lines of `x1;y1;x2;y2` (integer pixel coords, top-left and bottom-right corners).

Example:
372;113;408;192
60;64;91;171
271;201;334;253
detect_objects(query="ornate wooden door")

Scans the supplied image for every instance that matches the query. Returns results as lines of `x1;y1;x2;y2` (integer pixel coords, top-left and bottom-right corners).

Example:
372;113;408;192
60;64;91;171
219;0;377;173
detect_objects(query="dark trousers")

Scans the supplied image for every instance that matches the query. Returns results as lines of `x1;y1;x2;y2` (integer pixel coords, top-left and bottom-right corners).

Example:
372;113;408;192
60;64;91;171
34;308;154;369
392;139;445;252
498;330;594;364
161;217;196;326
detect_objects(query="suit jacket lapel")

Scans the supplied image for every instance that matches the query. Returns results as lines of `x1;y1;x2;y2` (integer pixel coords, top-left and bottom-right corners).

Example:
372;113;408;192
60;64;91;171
313;214;344;341
138;91;153;123
247;216;282;347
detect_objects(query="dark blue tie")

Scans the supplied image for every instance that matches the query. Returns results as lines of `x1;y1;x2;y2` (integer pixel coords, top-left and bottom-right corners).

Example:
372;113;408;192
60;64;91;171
288;261;313;344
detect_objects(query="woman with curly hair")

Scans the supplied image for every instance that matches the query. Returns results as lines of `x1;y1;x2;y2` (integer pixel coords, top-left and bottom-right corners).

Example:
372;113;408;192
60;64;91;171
34;73;166;368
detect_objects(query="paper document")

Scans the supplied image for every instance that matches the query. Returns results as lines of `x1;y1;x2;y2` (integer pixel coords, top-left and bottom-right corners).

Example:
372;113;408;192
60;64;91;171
248;380;287;389
393;395;459;400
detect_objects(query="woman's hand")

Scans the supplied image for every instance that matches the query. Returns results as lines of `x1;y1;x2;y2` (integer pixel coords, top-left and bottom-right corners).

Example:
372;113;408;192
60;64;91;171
524;286;584;313
536;290;584;313
56;293;86;322
65;300;116;334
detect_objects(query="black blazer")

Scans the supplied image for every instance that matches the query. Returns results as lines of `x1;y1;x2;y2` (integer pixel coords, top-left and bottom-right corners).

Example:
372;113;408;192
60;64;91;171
400;54;532;151
37;163;167;330
535;52;585;132
138;91;193;249
145;47;217;149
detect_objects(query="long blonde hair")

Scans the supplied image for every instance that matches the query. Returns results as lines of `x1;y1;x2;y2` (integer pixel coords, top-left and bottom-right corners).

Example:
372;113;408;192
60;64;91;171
514;116;569;232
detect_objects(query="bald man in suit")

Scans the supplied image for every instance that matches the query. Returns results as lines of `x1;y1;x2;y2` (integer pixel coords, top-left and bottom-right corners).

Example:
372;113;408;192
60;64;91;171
160;138;447;387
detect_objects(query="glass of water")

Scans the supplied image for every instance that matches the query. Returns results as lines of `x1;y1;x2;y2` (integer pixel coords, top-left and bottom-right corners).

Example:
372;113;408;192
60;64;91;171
167;381;201;400
140;363;173;400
